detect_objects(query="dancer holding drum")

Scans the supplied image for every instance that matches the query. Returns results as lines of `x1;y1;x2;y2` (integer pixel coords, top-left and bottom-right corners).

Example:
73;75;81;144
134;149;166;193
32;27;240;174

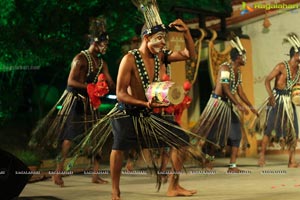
109;0;198;198
68;2;201;198
255;33;300;167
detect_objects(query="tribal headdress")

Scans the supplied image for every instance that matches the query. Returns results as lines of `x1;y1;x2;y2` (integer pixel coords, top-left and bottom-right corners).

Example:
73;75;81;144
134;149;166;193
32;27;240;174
88;16;109;43
131;0;166;36
230;35;246;56
282;32;300;53
229;33;247;62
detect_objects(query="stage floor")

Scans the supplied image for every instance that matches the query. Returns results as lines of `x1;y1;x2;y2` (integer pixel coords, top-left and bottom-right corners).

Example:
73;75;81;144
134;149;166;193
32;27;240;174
19;154;300;200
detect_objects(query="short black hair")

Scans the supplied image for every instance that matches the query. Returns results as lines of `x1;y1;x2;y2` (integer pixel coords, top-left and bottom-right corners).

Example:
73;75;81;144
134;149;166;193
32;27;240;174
230;48;246;61
289;47;300;58
230;48;240;61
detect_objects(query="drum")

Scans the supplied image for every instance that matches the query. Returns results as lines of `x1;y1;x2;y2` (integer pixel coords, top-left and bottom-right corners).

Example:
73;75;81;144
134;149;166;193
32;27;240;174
292;84;300;106
145;81;185;105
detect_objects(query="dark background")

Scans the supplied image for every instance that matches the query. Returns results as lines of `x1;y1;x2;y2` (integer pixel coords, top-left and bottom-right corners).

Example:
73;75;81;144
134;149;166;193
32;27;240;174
0;0;232;158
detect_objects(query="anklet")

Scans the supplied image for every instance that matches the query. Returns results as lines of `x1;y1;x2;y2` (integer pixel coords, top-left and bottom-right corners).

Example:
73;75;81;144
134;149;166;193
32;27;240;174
228;163;237;168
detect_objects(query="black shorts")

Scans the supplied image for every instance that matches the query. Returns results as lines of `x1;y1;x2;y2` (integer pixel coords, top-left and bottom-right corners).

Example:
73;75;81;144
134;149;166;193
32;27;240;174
111;111;189;151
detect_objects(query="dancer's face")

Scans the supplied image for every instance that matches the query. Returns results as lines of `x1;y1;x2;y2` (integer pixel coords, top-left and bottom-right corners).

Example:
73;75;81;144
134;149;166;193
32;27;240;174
237;54;246;66
95;41;109;54
241;54;247;65
147;31;166;54
297;52;300;62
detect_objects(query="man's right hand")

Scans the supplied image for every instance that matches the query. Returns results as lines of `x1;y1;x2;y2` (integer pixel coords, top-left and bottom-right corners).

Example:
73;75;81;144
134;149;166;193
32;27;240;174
237;103;249;115
147;97;169;108
268;95;276;107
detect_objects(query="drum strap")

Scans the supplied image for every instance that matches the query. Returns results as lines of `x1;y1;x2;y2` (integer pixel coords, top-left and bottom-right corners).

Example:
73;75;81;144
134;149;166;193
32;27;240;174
129;49;160;90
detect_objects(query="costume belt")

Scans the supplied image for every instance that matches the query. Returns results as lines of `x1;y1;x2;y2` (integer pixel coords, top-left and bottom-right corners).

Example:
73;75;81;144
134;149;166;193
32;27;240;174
117;102;150;117
66;86;88;99
273;88;291;95
211;93;228;102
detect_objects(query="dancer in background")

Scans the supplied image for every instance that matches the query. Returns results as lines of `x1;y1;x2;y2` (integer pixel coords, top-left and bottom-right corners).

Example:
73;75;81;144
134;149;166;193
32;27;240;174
30;17;115;186
255;33;300;168
192;35;258;172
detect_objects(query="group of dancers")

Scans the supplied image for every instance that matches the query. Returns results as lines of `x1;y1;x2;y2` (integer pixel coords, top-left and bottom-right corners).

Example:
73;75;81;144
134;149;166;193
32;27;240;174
29;1;300;199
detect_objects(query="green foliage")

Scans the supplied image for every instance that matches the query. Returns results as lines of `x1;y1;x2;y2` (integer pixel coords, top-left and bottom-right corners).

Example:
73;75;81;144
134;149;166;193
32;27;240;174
0;0;232;124
0;0;15;26
0;0;232;70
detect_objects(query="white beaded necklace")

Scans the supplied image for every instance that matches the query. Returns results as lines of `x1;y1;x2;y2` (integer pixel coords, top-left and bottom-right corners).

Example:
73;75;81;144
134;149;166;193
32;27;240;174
81;50;103;84
229;63;241;94
129;49;160;90
284;60;300;90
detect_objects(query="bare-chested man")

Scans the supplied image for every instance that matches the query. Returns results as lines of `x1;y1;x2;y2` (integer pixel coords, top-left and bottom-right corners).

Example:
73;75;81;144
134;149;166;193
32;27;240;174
52;32;116;186
110;18;197;200
258;44;300;168
192;37;258;172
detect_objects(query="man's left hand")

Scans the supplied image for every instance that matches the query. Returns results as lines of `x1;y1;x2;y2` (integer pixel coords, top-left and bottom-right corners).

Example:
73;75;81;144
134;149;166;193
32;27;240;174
168;19;188;33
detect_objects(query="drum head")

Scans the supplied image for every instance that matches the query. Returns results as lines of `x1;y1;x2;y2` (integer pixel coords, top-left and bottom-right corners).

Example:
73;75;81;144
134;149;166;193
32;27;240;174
145;81;185;105
292;96;300;106
168;84;185;105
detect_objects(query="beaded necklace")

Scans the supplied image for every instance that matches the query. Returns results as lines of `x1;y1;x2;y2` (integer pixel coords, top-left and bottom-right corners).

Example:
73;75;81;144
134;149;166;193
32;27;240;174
81;50;103;84
284;60;300;90
129;49;160;90
228;62;241;94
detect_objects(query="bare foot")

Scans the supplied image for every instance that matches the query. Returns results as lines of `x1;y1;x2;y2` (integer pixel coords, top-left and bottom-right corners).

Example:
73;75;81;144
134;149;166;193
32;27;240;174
227;167;244;173
202;158;214;170
258;157;265;167
52;174;64;187
167;186;196;197
92;176;109;184
288;163;300;168
178;185;197;194
111;191;120;200
111;196;120;200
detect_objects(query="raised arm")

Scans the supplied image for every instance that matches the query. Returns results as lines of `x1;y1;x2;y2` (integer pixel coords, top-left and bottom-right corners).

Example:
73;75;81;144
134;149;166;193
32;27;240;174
167;19;196;62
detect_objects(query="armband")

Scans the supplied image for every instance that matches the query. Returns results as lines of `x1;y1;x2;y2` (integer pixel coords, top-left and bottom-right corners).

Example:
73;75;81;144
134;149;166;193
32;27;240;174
220;71;230;84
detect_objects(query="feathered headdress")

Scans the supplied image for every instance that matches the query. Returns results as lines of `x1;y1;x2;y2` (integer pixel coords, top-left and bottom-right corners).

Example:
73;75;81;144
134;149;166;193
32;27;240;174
230;33;246;55
89;16;109;42
282;32;300;52
131;0;166;36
